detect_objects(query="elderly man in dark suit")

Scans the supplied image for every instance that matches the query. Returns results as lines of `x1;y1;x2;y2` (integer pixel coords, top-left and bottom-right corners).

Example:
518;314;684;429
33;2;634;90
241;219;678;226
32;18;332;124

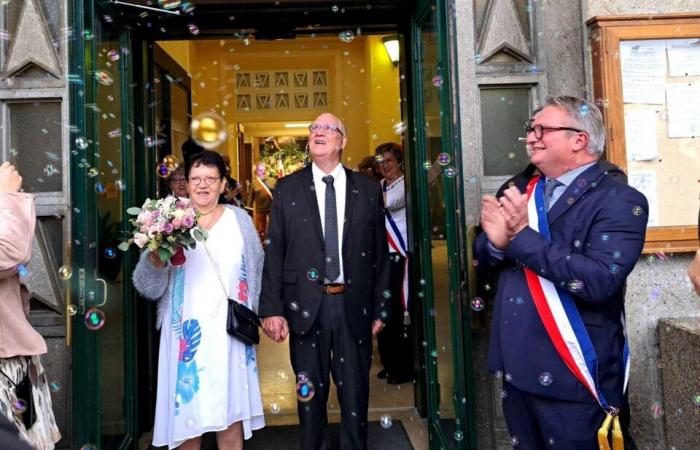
258;112;390;450
474;96;648;449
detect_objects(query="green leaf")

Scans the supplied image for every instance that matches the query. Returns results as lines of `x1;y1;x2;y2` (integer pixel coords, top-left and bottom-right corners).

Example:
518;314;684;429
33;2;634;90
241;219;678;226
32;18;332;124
117;241;131;252
157;247;171;263
126;207;142;216
192;228;205;241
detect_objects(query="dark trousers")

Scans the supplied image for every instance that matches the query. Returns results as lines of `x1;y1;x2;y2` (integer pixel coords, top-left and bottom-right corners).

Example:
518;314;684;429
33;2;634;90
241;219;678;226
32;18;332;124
377;254;414;377
289;293;372;450
502;381;636;450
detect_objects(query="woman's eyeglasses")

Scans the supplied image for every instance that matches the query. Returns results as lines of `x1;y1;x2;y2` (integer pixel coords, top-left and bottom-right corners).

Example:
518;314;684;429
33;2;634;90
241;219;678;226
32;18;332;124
188;176;222;186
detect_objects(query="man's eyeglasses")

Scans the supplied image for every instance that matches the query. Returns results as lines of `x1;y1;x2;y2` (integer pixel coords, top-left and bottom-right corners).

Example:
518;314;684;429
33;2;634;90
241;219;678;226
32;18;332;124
309;123;344;137
523;120;585;140
188;176;222;186
170;177;186;184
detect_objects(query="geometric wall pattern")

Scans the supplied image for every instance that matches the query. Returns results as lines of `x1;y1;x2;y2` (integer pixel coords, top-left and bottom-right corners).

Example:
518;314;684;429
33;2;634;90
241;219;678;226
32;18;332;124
235;69;328;112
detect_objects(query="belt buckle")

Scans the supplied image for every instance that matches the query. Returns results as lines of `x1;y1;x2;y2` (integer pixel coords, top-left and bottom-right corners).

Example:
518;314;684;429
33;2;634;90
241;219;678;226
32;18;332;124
323;283;344;294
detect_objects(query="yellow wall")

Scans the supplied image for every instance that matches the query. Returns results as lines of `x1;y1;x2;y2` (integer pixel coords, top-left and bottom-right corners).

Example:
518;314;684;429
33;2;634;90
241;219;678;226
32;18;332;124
159;36;401;177
156;41;192;73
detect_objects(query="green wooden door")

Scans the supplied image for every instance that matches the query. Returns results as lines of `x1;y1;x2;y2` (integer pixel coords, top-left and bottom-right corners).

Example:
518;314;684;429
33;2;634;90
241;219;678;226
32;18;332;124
69;1;138;448
409;0;476;448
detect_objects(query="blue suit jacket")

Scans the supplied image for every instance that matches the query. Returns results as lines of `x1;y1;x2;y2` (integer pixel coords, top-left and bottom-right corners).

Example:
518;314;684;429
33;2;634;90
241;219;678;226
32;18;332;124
474;162;649;407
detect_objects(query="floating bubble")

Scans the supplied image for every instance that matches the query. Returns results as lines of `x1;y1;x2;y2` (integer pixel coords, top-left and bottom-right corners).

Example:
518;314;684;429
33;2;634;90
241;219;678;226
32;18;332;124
610;264;619;274
382;290;392;299
16;264;29;278
500;389;508;399
187;23;200;36
145;136;155;148
691;394;700;406
76;137;89;150
538;372;553;386
104;247;117;259
270;403;281;414
507;152;515;160
650;401;664;418
49;381;61;393
511;436;519;446
504;372;513;382
444;166;457;178
338;30;355;43
80;445;98;450
379;414;393;429
301;310;310;319
374;154;385;163
437;152;451;166
567;280;584;291
115;179;126;191
67;305;78;316
601;234;610;241
87;167;99;178
494;370;503;379
185;416;197;429
632;206;644;216
306;268;319;282
94;70;114;86
107;49;120;61
289;301;299;311
573;240;582;248
157;163;171;178
95;182;106;194
12;399;27;413
331;5;339;12
44;164;59;177
84;307;105;331
158;0;181;9
470;297;485;311
432;74;443;87
162;154;179;170
180;1;195;13
454;430;464;441
547;437;555;445
393;121;407;135
58;265;73;280
191;112;226;149
81;30;93;40
296;372;315;402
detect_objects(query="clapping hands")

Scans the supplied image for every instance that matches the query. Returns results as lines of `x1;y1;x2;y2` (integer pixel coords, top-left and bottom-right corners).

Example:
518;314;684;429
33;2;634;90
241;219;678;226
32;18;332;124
480;186;529;250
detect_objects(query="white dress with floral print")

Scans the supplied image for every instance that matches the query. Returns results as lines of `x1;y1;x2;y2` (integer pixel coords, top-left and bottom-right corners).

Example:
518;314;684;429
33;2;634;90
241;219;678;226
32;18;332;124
152;208;264;449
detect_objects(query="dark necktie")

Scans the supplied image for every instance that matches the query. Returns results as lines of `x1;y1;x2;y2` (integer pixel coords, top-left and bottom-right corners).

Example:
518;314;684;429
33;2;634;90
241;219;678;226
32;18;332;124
544;178;562;211
322;175;340;282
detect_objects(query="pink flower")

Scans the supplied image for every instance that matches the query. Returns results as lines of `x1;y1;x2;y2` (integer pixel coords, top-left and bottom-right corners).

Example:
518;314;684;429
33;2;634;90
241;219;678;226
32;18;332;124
162;222;174;235
133;232;149;248
172;218;183;229
182;216;195;229
148;224;159;237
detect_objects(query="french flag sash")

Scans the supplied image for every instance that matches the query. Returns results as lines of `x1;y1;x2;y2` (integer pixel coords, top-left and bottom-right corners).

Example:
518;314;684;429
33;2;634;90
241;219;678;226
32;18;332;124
523;176;629;415
255;177;273;200
383;180;410;324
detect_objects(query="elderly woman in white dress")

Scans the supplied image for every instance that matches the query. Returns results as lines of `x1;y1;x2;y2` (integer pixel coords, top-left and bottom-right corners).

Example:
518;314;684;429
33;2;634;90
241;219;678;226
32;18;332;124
133;151;264;450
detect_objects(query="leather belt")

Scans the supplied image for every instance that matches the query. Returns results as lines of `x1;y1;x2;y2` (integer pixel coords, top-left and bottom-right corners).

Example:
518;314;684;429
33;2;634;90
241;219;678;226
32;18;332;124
322;283;345;294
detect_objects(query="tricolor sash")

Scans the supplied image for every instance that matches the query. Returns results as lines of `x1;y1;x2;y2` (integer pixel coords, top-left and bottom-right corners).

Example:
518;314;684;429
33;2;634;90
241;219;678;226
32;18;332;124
523;176;628;449
255;177;274;200
383;180;410;325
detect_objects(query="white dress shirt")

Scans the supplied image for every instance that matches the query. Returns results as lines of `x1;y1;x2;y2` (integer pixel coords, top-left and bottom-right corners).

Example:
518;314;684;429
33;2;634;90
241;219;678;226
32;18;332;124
312;162;346;282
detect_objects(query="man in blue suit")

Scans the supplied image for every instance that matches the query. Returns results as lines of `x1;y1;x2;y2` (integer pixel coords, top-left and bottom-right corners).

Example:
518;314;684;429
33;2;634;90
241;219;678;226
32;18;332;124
474;96;648;449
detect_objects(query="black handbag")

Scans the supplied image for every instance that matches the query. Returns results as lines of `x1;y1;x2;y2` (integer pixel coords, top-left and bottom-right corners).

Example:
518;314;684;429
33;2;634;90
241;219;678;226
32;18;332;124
227;299;262;345
204;243;262;345
0;362;37;430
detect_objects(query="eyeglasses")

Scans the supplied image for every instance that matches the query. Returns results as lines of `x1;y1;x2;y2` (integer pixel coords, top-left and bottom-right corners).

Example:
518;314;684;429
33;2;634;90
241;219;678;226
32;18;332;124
309;123;344;137
523;120;585;140
170;177;186;184
188;176;222;186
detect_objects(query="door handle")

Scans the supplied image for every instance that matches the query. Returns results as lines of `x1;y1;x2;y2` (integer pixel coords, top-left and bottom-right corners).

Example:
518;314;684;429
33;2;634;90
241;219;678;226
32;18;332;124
95;276;108;307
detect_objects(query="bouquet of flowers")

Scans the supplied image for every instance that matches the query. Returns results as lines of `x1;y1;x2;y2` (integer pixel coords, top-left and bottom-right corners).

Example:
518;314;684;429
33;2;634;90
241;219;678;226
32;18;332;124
118;195;206;265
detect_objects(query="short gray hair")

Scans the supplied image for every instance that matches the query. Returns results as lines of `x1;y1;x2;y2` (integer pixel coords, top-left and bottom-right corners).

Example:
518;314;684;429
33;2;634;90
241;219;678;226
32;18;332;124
535;96;606;157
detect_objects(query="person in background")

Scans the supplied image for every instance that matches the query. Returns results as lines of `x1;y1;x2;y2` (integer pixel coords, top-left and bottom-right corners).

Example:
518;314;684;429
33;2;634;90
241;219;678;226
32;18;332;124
220;155;244;207
259;113;389;450
688;209;700;295
474;96;647;449
246;162;276;241
375;143;415;385
133;151;265;450
0;162;61;450
168;166;188;199
357;155;382;181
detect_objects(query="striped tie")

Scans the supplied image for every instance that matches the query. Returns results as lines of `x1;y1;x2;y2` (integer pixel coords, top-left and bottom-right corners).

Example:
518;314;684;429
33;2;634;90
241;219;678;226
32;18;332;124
544;178;562;211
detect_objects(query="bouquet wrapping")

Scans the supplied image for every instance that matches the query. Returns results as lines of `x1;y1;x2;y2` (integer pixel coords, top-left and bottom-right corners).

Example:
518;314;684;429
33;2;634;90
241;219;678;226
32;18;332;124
118;195;206;265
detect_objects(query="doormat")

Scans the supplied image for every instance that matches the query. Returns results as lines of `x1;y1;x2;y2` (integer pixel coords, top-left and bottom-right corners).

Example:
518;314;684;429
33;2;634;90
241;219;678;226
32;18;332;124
193;420;415;450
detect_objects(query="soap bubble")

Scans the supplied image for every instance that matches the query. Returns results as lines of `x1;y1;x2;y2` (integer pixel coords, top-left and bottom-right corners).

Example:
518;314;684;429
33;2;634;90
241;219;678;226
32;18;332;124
88;167;99;178
444;166;457;178
437;152;451;166
157;163;171;178
511;436;519;446
12;399;27;413
538;372;553;386
49;381;61;392
470;297;485;311
58;265;73;280
44;164;59;177
379;414;393;429
187;23;200;36
306;268;319;282
632;206;643;216
84;307;106;331
67;305;78;316
270;403;281;414
94;182;106;194
104;247;117;259
107;49;120;61
567;279;584;291
191;112;227;149
185;416;197;429
75;137;89;150
691;394;700;406
393;121;407;135
650;401;664;418
454;430;464;441
16;264;29;278
374;154;385;163
422;161;432;170
432;74;443;87
338;30;355;43
94;70;114;86
158;0;181;9
296;372;315;402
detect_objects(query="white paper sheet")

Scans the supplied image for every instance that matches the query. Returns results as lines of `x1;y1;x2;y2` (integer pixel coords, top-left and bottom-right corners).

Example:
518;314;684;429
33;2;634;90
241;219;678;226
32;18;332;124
666;83;700;137
620;40;667;104
628;170;658;227
667;38;700;77
624;109;659;161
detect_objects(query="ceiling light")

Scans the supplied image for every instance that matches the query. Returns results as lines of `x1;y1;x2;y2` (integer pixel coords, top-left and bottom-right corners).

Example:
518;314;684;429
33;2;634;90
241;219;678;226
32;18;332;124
382;35;400;66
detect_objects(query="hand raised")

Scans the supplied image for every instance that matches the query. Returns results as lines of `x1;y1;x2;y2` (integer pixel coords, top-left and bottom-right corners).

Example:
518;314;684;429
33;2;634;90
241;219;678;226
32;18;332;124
480;195;509;249
0;161;22;193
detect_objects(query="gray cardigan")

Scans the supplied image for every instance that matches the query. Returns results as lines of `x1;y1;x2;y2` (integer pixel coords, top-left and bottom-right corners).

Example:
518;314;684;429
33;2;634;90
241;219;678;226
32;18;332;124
132;205;264;329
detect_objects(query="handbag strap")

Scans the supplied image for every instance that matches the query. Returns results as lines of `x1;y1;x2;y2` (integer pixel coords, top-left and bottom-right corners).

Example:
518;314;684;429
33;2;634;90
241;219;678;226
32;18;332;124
0;368;15;386
202;242;232;301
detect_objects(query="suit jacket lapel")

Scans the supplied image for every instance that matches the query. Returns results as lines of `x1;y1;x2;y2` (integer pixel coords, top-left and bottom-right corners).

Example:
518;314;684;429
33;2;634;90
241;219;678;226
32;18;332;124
301;166;324;242
342;167;358;246
548;162;604;225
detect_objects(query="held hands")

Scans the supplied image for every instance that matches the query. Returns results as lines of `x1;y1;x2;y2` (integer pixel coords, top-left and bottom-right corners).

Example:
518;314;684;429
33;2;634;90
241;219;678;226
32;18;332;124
148;251;166;268
480;186;529;250
262;316;289;343
0;161;22;193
